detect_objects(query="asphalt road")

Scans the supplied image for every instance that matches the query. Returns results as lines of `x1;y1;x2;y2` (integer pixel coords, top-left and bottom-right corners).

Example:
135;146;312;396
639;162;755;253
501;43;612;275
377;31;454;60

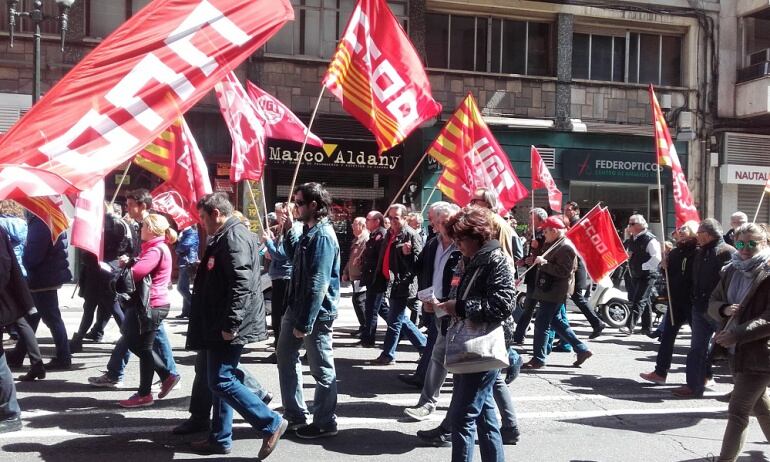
1;284;768;462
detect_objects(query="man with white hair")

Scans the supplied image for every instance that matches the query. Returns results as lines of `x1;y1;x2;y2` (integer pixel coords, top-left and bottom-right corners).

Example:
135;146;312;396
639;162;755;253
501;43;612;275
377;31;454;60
620;214;661;336
723;211;748;247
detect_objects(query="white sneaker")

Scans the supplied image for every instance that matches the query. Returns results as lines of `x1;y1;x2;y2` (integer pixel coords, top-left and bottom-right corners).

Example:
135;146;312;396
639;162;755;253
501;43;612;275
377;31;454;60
403;405;434;421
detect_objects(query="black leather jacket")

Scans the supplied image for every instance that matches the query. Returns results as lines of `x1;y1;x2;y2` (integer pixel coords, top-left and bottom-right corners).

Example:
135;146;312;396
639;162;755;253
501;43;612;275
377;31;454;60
377;225;424;299
455;240;515;324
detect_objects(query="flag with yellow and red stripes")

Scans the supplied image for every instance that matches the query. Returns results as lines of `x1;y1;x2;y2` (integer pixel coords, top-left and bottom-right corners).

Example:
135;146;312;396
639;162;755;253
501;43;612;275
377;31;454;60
15;196;70;242
322;0;441;154
428;93;528;211
133;120;181;181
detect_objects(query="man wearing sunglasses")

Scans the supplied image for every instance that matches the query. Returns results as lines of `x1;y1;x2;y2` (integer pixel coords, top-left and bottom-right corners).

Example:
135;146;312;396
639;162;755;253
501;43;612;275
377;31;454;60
672;218;736;398
620;214;661;336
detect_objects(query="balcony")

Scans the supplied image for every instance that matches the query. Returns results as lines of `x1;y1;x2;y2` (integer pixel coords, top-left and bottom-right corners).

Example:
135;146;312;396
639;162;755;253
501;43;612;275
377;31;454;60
735;74;770;117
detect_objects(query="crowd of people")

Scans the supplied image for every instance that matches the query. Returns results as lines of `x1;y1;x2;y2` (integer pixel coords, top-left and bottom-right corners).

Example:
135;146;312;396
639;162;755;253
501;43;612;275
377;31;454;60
0;184;769;461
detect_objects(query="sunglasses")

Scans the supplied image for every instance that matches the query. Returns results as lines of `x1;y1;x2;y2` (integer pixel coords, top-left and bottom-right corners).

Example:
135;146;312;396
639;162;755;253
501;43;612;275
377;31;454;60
735;240;761;250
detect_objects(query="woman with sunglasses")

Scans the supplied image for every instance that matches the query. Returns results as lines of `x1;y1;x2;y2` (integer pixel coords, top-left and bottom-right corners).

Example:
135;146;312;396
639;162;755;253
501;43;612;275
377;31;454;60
709;222;770;461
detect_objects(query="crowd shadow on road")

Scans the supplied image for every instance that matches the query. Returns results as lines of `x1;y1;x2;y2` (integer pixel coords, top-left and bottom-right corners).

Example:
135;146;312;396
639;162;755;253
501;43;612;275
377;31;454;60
560;374;677;403
561;410;726;434
17;393;188;415
286;427;421;456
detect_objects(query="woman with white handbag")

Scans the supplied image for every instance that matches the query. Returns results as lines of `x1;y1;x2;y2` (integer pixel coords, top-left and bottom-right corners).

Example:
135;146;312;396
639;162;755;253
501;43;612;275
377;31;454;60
435;207;516;462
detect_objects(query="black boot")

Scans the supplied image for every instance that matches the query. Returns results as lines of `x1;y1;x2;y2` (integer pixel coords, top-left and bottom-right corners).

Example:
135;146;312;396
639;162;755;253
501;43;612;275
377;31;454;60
18;362;46;382
69;334;83;353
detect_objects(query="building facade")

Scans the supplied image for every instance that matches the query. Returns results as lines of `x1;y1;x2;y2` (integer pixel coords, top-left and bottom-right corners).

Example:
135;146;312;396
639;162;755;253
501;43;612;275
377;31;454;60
0;0;722;240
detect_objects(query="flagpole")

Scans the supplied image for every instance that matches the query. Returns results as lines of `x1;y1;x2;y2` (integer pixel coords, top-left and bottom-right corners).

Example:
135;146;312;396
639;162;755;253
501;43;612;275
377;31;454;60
246;181;265;232
752;190;766;224
109;162;132;206
655;157;675;325
287;86;326;205
260;177;270;229
388;150;430;209
420;182;439;215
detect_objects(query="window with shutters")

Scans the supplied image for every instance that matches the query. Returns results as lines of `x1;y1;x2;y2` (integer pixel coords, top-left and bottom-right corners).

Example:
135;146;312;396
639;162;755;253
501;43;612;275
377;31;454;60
0;93;32;134
738;185;769;224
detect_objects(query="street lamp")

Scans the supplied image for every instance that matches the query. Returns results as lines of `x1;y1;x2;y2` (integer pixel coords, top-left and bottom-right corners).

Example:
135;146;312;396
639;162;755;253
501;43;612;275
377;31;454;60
7;0;77;103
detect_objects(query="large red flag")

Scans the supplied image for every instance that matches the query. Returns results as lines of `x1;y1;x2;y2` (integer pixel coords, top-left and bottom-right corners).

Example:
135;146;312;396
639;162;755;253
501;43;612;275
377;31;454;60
70;180;106;260
215;72;267;183
323;0;441;153
531;146;562;212
566;207;628;282
650;85;700;227
150;118;212;230
0;0;293;198
15;196;70;242
246;81;324;147
428;94;528;211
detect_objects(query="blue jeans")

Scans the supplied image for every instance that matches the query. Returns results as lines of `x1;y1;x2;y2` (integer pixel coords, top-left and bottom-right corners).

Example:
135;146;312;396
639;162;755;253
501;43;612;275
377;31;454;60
381;296;426;361
276;310;337;428
449;369;504;462
418;316;447;409
362;291;389;345
533;301;588;364
686;309;717;394
107;322;177;381
414;313;437;382
205;344;282;448
654;311;686;377
177;264;193;317
27;290;70;360
0;352;20;420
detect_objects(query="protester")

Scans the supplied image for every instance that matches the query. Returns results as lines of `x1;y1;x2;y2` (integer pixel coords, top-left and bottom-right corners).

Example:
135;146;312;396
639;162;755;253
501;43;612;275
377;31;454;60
673;218;736;398
371;203;425;365
469;188;518;260
359;210;390;347
342;217;369;337
407;212;426;241
117;214;181;408
184;193;287;458
620;214;661;336
723;211;748;247
437;206;515;461
15;213;73;377
277;182;340;439
640;221;698;385
174;225;199;319
0;226;33;434
524;216;592;369
709;222;770;461
512;208;547;344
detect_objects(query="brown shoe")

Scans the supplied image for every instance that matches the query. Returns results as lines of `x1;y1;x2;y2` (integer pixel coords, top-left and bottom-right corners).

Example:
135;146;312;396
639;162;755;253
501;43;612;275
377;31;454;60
258;419;288;460
672;385;701;399
522;359;545;370
369;355;396;366
573;350;593;367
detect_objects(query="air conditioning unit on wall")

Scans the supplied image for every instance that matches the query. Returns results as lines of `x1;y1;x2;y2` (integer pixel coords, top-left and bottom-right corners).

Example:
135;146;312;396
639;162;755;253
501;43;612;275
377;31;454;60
748;48;770;66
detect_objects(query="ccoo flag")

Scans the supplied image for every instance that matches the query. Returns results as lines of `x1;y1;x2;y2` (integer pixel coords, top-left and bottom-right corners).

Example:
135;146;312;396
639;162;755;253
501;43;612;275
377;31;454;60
428;93;528;211
650;85;700;227
566;206;628;282
323;0;441;153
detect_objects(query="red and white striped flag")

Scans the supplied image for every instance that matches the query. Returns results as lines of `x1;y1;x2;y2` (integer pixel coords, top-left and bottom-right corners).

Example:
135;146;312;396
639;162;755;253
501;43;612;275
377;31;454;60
70;180;106;260
531;146;562;212
246;81;323;147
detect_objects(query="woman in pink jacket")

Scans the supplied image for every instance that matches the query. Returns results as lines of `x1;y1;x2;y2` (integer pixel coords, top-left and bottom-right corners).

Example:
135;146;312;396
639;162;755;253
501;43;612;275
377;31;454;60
118;214;180;408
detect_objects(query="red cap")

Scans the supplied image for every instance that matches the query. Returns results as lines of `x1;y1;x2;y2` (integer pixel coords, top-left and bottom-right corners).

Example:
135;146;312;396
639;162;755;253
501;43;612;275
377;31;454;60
540;216;566;230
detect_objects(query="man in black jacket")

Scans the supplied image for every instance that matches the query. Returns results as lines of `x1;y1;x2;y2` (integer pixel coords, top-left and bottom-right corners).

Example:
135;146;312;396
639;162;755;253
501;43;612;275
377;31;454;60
673;218;736;398
359;210;390;347
371;204;425;365
185;193;287;459
620;214;661;336
0;226;32;433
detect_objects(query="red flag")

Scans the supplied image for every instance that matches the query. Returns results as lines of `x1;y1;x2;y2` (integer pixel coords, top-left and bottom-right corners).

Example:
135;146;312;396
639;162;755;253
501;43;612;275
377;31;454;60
566;207;628;282
428;94;528;211
246;81;324;147
150;118;212;230
323;0;441;153
531;146;562;212
70;180;106;260
215;72;267;183
650;85;700;227
0;0;293;198
15;196;70;242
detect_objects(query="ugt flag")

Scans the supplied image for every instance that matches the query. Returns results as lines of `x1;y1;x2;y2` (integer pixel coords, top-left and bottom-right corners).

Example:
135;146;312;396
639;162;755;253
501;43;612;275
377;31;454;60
531;145;562;212
0;0;293;198
566;206;628;282
323;0;441;153
246;81;324;147
650;85;700;227
428;93;528;212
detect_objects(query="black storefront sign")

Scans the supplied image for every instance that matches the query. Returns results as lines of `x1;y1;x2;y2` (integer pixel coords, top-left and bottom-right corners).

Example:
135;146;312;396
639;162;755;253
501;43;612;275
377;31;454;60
562;150;671;184
267;139;403;175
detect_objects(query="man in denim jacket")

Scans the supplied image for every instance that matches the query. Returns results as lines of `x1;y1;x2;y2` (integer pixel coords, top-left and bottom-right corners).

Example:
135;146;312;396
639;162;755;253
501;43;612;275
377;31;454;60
277;182;340;439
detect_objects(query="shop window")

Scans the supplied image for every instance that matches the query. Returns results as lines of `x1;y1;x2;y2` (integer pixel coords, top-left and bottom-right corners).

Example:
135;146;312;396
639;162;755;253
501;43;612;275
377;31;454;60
264;0;408;59
738;16;770;83
573;31;681;86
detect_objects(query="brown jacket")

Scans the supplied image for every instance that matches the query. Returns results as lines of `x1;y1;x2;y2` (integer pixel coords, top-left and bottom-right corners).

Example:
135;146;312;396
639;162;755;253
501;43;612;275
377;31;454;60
532;239;577;304
708;262;770;374
344;233;369;282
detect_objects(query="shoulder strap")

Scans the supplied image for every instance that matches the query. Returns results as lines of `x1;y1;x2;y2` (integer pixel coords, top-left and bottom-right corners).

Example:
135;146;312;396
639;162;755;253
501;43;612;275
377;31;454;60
461;267;482;301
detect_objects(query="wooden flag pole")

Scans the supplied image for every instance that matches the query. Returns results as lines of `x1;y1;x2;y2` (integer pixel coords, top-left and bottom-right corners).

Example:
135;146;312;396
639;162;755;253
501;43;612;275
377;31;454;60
287;86;326;205
752;190;766;224
109;162;132;206
655;161;675;325
420;182;439;215
246;181;265;231
260;177;270;229
389;150;430;209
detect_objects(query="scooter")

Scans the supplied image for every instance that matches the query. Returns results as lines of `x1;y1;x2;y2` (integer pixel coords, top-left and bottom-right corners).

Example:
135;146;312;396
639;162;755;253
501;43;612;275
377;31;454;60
589;275;631;328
